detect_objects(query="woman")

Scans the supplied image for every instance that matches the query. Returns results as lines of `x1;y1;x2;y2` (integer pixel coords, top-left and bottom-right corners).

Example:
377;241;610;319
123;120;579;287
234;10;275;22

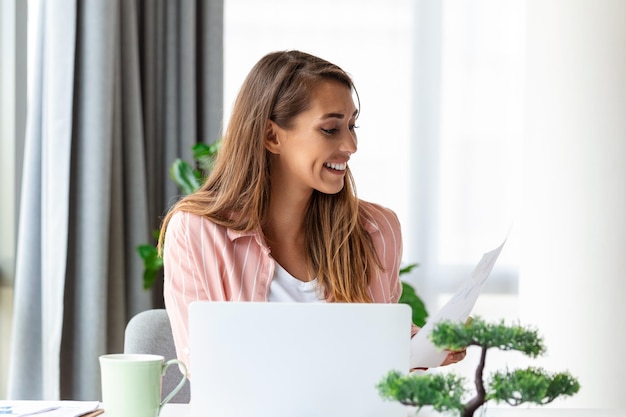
159;50;465;373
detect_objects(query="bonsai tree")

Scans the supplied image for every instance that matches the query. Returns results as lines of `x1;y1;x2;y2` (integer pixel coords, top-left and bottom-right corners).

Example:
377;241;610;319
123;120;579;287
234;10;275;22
377;318;580;417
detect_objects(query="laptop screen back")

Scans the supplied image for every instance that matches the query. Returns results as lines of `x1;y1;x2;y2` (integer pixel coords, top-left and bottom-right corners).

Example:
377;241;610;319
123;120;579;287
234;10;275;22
188;301;411;417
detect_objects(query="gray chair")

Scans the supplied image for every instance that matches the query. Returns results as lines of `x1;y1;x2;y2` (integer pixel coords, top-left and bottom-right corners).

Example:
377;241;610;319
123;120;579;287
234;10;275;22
124;309;190;403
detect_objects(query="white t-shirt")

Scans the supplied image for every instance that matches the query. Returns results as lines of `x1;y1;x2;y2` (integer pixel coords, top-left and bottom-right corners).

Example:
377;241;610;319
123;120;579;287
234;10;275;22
268;261;325;302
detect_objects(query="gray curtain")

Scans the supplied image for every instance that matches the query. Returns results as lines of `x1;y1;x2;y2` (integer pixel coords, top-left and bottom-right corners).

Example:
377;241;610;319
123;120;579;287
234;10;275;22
7;0;223;400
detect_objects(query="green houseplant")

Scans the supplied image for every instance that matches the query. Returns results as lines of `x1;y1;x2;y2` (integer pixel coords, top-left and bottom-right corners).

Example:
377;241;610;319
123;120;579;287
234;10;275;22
136;142;220;289
377;317;580;417
137;143;429;326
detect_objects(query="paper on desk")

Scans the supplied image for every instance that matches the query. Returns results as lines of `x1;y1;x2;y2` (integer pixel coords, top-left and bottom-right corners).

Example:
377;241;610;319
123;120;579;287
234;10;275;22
409;240;506;369
0;401;100;417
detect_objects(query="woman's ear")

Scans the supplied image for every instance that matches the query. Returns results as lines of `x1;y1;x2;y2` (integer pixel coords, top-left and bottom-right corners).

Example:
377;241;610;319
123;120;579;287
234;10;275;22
264;120;281;154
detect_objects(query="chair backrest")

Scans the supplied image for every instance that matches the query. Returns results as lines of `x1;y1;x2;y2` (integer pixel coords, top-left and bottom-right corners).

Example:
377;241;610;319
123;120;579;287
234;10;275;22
124;309;190;403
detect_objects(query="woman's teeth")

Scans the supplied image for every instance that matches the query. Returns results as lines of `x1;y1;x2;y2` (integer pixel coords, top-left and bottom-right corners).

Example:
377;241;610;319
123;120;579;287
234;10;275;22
325;162;347;171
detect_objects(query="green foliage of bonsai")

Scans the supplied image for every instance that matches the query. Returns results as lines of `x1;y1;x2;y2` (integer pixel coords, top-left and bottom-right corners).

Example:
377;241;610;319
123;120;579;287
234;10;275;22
377;318;580;417
378;371;466;413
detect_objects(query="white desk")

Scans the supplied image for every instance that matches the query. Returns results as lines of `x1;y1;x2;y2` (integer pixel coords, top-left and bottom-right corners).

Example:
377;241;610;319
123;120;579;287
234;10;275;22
156;404;624;417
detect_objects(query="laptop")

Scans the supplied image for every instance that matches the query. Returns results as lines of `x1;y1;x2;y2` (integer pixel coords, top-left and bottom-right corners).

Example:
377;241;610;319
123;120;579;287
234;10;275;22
188;301;411;417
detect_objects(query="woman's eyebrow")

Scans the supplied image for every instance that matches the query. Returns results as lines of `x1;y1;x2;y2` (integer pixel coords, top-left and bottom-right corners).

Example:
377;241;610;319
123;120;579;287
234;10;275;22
320;109;359;119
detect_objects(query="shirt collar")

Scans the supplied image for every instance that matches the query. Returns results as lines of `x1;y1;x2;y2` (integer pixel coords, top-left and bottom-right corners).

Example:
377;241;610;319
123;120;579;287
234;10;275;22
227;228;260;241
226;228;269;251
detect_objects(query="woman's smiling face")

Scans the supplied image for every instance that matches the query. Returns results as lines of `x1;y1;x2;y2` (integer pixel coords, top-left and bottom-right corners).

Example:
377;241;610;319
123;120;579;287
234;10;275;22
266;79;359;197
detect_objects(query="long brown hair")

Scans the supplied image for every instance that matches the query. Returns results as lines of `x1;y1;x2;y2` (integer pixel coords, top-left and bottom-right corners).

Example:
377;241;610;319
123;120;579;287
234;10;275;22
159;50;381;302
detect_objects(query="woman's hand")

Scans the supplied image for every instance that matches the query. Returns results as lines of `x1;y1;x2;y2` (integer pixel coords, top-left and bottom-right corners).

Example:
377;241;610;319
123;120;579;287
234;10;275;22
440;348;467;366
410;347;468;373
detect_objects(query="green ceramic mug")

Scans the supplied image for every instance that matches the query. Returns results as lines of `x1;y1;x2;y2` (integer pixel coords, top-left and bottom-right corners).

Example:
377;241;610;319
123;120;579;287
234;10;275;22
99;354;188;417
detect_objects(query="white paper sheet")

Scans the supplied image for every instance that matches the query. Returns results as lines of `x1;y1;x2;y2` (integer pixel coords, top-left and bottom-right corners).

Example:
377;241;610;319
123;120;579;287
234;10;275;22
409;240;506;369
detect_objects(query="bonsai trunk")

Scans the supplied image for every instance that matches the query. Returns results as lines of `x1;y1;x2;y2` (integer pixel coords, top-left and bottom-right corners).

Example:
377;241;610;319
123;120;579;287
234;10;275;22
462;346;488;417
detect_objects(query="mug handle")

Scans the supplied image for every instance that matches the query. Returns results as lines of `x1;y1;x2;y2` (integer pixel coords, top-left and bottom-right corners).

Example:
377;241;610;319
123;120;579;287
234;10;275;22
158;359;189;413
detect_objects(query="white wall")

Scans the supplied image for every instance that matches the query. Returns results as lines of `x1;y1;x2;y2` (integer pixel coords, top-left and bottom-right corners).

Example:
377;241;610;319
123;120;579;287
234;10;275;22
521;0;626;407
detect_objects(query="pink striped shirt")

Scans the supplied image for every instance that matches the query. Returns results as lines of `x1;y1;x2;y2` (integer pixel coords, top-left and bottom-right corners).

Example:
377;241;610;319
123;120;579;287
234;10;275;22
163;200;418;372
